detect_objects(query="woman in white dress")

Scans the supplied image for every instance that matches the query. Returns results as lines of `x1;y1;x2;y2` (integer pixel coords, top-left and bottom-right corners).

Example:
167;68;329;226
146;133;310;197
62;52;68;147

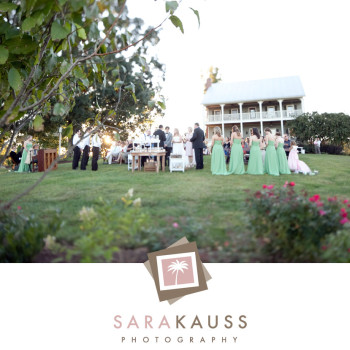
172;128;184;155
185;127;195;167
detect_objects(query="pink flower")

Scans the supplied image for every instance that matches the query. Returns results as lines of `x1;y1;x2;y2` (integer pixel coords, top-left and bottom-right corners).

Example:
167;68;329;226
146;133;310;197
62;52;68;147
316;201;324;207
267;185;274;190
343;199;349;204
172;222;179;228
289;182;295;187
224;241;229;247
328;196;337;202
319;210;326;216
340;211;348;218
347;248;350;253
283;181;289;188
309;194;320;202
340;218;349;225
17;206;22;210
255;191;262;198
321;245;328;251
340;208;347;213
262;184;268;189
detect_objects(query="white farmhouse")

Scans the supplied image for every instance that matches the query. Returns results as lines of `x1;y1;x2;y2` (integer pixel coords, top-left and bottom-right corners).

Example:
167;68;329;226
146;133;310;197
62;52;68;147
202;76;305;138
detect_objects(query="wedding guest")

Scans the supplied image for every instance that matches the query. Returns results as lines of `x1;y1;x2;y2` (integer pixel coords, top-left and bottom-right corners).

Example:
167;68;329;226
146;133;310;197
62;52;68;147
91;131;102;171
284;134;291;157
210;127;228;175
185;127;195;167
228;125;245;175
247;128;264;175
143;129;152;148
9;145;20;169
164;126;173;166
172;128;184;155
17;135;33;173
117;140;133;164
288;141;312;174
275;132;291;174
190;122;205;170
223;136;231;164
264;127;279;176
81;127;92;170
314;137;321;154
153;125;166;170
72;130;83;170
106;141;121;164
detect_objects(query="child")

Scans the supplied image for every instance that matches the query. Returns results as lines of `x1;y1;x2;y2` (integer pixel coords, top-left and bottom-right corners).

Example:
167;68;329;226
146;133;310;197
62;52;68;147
288;141;312;174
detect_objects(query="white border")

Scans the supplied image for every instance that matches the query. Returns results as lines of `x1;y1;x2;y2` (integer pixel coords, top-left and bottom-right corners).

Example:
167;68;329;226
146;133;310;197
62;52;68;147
156;252;199;291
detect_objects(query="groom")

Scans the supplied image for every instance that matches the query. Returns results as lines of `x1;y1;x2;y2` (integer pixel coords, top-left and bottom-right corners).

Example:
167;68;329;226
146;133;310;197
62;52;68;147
190;122;205;169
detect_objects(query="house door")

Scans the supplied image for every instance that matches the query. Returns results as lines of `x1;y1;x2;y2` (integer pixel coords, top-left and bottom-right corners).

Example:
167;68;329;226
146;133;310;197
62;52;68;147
267;106;275;118
214;110;221;121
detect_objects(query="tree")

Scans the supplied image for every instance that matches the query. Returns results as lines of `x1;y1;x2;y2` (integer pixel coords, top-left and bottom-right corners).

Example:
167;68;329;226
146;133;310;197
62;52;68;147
168;259;189;285
287;112;350;146
0;0;199;164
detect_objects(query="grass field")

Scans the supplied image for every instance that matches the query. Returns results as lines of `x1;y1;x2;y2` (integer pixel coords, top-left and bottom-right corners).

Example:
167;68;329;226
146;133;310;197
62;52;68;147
1;154;349;261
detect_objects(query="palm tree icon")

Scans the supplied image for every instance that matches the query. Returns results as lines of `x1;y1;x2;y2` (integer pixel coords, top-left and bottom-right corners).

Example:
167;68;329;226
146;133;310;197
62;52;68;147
168;260;189;285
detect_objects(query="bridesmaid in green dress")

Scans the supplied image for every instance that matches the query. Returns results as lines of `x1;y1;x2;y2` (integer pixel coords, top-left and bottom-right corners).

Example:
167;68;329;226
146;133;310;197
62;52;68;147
247;128;264;175
264;128;280;176
275;132;291;174
228;125;245;174
17;135;33;173
210;127;228;175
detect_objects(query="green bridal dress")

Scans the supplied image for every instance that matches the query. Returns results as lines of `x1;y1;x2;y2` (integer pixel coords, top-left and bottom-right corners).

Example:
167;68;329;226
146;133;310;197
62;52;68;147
17;143;32;173
264;140;279;176
228;138;245;174
276;142;291;174
247;141;264;175
211;140;228;175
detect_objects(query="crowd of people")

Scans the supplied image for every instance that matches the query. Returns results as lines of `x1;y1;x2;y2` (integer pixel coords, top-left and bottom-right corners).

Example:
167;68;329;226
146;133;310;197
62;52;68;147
210;126;316;176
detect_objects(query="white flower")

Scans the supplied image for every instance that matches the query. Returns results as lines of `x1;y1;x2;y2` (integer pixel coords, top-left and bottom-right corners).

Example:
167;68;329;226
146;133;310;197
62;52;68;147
126;188;134;198
44;235;56;250
133;198;141;207
79;206;97;221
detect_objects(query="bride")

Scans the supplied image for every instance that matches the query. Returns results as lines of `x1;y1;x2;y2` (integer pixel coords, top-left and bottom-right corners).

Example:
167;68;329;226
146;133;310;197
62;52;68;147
172;128;184;155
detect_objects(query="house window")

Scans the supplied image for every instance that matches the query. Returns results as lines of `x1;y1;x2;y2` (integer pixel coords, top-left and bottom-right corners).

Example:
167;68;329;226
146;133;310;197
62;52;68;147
249;108;256;119
231;108;238;115
267;106;275;118
286;105;295;117
214;110;221;116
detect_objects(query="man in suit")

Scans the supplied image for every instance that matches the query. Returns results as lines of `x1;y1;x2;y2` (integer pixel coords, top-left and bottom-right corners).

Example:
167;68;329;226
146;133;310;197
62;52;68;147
190;122;205;169
81;127;92;170
153;125;166;169
72;130;83;170
164;126;173;167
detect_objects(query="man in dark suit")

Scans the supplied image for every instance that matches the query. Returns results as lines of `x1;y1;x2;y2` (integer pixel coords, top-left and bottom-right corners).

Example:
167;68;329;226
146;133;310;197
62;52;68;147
190;122;205;169
153;125;166;169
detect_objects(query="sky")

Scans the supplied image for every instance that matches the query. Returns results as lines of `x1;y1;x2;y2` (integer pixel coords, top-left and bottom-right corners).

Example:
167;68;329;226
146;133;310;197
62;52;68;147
127;0;350;134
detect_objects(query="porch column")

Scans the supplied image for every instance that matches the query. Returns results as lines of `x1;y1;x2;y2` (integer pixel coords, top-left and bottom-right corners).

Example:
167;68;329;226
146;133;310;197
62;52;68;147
278;99;284;135
300;97;305;113
238;102;243;134
220;104;225;137
258;100;263;134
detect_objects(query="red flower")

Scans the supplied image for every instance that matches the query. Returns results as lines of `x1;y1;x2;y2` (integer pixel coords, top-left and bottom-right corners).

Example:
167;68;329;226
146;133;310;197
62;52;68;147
224;241;229;247
267;185;274;190
340;218;349;225
340;211;348;218
340;208;347;213
289;182;295;187
328;196;337;202
309;194;320;202
17;206;22;210
343;199;349;204
319;210;326;216
262;184;268;189
321;245;328;251
255;191;262;198
316;201;324;207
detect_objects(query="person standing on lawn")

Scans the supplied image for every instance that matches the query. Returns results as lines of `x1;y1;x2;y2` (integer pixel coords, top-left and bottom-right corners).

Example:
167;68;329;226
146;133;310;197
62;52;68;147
80;127;92;170
164;126;173;166
190;122;205;169
91;131;102;171
72;130;83;170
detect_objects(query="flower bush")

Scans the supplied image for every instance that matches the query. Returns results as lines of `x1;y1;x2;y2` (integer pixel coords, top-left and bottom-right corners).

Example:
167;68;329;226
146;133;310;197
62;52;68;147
246;182;350;262
65;189;150;262
0;207;62;262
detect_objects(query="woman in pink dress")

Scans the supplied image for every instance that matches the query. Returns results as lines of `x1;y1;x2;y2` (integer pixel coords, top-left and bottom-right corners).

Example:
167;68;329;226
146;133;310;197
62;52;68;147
288;141;312;174
185;127;195;167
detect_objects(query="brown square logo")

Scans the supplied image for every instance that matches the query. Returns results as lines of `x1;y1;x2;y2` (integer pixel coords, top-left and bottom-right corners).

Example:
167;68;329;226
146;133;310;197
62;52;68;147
145;238;211;303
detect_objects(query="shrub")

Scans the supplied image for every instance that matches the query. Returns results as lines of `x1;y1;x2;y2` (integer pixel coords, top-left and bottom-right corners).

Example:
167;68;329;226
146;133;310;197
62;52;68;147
65;189;150;262
0;207;62;262
246;182;349;262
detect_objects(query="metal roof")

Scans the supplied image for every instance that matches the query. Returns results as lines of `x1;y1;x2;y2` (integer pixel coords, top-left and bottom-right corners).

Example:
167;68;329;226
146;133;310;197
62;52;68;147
202;76;305;105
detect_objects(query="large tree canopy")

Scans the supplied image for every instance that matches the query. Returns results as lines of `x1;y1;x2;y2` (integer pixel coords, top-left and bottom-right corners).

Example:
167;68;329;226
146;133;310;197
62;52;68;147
287;112;350;146
0;0;199;163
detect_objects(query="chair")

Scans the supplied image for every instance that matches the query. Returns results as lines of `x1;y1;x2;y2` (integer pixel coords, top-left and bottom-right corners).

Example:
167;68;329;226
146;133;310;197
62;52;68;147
169;155;185;173
128;154;138;171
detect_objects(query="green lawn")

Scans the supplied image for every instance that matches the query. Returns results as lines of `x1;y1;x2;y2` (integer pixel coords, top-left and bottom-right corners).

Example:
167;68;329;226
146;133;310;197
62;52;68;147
1;154;349;261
